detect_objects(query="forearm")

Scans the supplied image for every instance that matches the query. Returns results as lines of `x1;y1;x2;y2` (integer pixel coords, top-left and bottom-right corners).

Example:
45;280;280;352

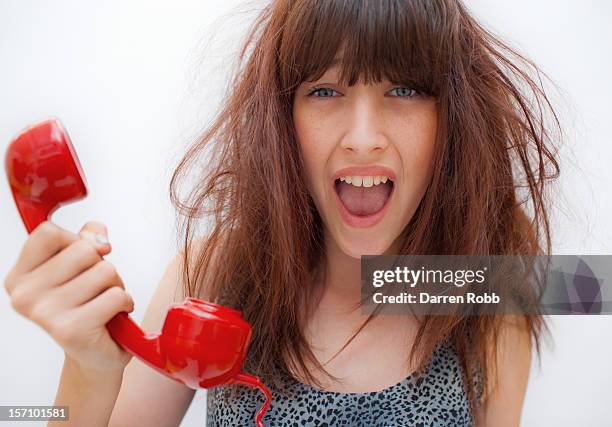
49;356;124;427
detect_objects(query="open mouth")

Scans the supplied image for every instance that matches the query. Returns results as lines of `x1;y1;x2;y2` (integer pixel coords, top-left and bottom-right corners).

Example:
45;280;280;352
333;175;395;228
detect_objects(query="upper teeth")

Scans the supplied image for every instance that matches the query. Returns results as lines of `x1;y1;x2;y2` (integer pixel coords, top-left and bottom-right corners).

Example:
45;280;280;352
339;175;389;187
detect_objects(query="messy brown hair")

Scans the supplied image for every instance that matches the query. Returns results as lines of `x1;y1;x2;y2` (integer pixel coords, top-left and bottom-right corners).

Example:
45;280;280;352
170;0;561;414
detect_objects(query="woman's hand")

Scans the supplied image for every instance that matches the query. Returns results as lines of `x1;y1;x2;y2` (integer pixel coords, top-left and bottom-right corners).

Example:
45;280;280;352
3;220;135;375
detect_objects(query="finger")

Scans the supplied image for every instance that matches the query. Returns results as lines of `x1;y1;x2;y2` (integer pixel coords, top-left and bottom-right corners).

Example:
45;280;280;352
25;239;102;294
47;260;126;311
79;221;112;257
72;286;134;330
79;221;108;237
9;221;79;280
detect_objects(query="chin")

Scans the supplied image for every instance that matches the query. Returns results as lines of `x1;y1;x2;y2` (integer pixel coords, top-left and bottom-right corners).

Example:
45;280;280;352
333;230;398;259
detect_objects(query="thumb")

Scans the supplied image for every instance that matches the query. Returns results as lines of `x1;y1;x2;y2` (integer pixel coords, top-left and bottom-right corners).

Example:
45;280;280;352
79;220;112;256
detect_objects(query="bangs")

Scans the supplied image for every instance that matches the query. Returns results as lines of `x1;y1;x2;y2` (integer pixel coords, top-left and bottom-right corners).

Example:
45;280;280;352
278;0;443;95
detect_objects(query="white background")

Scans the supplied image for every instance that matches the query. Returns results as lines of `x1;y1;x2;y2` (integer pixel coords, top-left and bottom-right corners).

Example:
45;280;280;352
0;1;611;426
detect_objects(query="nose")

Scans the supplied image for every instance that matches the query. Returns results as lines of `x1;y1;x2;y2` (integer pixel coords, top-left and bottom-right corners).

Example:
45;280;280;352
339;95;389;155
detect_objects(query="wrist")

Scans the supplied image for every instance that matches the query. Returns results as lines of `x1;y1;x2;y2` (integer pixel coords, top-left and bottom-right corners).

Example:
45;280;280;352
63;354;126;385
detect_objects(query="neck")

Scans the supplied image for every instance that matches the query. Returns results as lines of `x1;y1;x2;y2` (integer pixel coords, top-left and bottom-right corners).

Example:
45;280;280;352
314;229;404;311
320;234;362;305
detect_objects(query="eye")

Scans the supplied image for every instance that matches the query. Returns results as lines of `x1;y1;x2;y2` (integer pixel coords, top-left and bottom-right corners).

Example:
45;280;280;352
387;87;419;98
307;87;341;98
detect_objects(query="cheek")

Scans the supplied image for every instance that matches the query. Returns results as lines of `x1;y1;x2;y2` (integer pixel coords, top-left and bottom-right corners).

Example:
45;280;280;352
388;105;438;221
293;109;335;194
395;107;437;183
411;126;437;181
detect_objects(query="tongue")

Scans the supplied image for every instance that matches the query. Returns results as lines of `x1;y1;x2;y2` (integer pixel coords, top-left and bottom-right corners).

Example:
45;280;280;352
336;181;392;216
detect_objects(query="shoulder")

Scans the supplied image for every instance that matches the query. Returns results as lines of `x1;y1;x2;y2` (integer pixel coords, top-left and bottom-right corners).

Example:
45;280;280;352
175;234;221;301
473;315;532;427
141;234;218;329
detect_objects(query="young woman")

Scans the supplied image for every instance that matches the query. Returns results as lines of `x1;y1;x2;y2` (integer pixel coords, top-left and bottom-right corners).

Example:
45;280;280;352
4;0;561;426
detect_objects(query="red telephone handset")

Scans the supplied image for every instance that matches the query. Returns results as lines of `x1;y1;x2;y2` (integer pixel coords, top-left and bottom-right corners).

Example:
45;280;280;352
5;118;271;426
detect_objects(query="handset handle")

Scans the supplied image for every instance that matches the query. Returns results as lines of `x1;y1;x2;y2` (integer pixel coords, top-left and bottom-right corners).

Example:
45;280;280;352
12;197;56;234
105;312;163;370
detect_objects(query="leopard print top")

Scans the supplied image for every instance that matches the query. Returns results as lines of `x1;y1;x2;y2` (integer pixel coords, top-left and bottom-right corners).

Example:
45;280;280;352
206;342;482;426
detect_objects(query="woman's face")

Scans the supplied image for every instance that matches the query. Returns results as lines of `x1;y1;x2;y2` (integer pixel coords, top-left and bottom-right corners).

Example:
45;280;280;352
293;62;438;258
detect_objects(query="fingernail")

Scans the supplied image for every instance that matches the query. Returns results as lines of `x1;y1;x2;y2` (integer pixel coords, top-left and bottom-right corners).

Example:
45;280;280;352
95;234;110;246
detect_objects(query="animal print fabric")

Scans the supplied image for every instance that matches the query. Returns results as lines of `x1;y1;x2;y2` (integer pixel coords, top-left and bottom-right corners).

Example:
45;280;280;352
206;342;482;426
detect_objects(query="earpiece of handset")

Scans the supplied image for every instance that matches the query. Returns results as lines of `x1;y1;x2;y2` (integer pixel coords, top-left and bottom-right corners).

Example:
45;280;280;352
6;118;88;234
